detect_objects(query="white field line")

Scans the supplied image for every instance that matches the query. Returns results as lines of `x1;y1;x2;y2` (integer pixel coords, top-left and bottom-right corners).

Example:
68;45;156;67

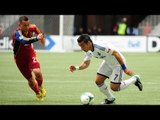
0;80;158;84
0;80;92;83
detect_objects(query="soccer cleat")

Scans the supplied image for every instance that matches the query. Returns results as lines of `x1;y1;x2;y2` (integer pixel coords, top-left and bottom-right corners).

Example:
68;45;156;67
36;92;44;101
101;97;116;105
39;86;46;97
134;75;143;91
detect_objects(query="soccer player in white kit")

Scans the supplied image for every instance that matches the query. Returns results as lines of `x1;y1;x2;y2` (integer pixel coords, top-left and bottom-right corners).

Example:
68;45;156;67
69;34;143;104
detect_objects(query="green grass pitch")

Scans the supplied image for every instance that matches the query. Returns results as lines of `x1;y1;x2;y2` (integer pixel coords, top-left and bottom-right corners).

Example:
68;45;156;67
0;51;160;105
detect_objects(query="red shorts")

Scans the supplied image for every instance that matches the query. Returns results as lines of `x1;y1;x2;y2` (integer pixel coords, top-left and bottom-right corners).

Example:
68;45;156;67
15;51;40;80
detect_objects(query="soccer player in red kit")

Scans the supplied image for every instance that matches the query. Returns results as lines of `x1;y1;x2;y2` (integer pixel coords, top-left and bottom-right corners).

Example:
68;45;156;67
12;16;46;101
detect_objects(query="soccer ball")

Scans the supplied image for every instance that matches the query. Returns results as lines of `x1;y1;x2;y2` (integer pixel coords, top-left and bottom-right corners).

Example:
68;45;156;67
80;92;94;105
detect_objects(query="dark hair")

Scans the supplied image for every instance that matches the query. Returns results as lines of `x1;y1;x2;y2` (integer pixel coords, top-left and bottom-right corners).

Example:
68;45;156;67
77;34;92;44
19;16;29;23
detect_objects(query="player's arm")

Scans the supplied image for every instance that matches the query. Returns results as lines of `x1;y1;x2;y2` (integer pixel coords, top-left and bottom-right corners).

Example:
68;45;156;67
112;50;134;76
33;24;45;45
69;60;91;72
15;31;43;45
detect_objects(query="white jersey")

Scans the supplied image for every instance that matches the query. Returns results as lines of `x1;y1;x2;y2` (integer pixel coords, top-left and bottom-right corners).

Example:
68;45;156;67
84;41;126;66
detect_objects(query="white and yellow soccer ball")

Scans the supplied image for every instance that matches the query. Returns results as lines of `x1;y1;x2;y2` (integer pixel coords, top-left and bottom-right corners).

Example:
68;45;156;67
80;92;94;105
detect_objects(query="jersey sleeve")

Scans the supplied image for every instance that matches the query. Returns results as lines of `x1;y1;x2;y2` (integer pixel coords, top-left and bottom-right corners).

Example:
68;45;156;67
14;30;39;45
29;24;43;35
84;51;92;61
105;43;115;55
106;47;114;54
11;31;16;47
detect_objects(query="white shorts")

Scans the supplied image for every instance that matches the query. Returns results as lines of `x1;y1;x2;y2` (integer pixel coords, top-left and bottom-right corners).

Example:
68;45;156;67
97;60;124;83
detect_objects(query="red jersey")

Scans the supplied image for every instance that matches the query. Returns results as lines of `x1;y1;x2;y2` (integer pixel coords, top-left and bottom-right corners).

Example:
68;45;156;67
12;25;39;58
12;25;41;79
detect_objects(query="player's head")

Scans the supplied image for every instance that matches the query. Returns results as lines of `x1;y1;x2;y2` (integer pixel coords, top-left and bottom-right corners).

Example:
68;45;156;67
77;34;93;52
18;16;30;32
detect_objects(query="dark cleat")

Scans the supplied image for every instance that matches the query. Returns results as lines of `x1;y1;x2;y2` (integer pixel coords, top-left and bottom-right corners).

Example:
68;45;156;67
134;75;143;91
101;98;116;105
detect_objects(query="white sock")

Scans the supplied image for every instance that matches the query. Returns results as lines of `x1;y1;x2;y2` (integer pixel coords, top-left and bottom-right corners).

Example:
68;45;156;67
98;83;115;101
119;76;137;90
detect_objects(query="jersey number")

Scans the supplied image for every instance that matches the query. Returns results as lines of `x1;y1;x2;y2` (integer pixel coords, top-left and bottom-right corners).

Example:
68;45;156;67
114;74;118;80
32;57;38;63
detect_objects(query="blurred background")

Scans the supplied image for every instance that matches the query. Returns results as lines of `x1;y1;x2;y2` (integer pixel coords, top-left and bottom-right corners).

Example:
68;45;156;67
1;15;159;37
0;15;160;52
1;15;160;52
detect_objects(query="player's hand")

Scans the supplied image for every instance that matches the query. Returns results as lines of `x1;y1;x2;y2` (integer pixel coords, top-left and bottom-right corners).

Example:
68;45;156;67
124;69;134;76
69;65;76;72
37;33;44;40
37;33;45;45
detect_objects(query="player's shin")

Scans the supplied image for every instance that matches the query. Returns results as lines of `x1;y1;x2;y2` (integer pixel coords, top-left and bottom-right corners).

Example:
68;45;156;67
28;81;40;94
97;83;115;101
119;76;137;90
36;78;43;87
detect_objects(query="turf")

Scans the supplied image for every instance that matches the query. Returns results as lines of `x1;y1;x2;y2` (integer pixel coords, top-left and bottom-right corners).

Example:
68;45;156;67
0;51;160;105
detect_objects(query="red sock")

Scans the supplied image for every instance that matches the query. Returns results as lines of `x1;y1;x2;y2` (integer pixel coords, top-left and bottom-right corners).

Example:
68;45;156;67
30;83;39;94
36;78;43;87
